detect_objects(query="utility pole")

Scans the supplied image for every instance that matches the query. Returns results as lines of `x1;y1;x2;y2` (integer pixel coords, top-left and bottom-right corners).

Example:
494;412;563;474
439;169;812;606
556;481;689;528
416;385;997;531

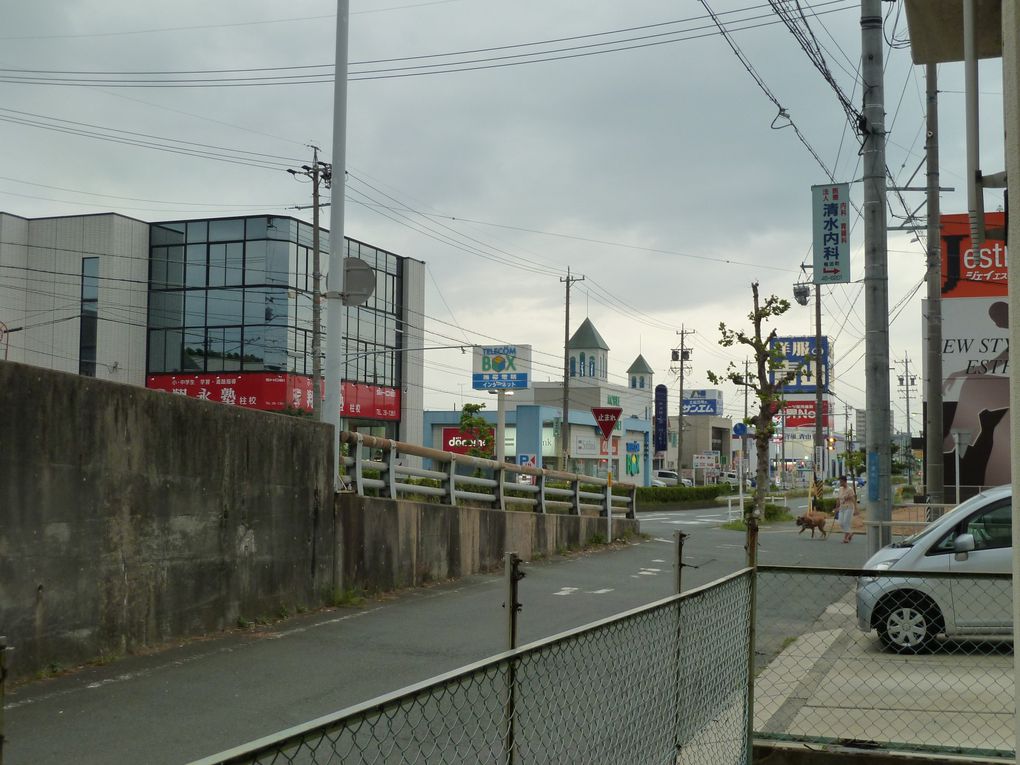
325;0;350;490
560;268;584;471
287;146;331;420
924;62;945;508
813;283;825;484
898;355;917;489
673;327;695;476
862;0;893;554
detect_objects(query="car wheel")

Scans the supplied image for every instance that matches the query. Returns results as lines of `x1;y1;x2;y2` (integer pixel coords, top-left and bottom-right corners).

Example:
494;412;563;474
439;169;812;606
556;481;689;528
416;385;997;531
875;595;942;653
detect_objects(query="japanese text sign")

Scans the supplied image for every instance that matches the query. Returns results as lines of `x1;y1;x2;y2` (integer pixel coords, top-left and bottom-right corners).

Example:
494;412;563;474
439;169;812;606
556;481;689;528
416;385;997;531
471;344;532;390
812;183;850;284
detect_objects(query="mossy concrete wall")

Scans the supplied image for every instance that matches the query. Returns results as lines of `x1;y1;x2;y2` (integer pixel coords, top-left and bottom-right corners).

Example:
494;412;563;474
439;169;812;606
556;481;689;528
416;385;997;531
0;361;334;680
1;361;638;681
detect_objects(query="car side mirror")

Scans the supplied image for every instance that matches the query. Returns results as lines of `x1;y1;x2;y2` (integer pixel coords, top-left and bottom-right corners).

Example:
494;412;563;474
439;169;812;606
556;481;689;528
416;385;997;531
953;533;976;561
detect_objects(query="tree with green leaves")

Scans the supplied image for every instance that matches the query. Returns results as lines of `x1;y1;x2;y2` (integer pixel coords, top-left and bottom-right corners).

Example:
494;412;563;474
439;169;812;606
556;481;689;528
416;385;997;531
706;281;806;566
458;403;494;460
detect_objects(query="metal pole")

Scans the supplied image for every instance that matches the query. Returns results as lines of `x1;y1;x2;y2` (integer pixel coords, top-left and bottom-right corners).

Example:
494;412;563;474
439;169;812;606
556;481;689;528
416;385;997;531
325;0;350;490
955;436;961;505
0;636;7;765
559;269;582;472
674;531;687;593
495;390;507;464
963;0;984;244
676;327;688;475
813;283;824;507
503;553;523;765
924;63;945;508
862;0;893;555
903;356;913;488
311;147;323;421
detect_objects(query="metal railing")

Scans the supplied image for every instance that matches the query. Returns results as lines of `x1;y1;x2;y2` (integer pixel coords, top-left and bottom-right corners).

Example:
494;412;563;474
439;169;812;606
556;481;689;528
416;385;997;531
190;569;754;765
339;431;637;519
724;494;788;521
754;565;1015;759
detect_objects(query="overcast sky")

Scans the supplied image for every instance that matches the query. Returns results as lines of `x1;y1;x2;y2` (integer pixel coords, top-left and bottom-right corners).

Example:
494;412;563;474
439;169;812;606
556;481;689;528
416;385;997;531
0;0;1008;433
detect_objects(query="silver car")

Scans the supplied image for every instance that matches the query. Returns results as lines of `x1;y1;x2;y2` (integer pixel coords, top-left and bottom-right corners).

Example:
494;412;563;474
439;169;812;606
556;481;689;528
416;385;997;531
856;485;1012;653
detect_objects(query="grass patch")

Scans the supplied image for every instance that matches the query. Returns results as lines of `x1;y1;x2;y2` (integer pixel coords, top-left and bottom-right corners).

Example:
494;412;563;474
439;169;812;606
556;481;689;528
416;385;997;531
327;587;366;608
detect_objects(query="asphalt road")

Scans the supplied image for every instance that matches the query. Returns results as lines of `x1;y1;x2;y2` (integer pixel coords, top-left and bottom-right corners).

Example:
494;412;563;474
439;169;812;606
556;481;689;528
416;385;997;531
3;500;870;765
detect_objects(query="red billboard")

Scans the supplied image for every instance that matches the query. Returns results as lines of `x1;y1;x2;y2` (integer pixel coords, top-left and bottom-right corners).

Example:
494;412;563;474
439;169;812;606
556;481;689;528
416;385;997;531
146;373;400;421
441;427;492;456
782;400;830;428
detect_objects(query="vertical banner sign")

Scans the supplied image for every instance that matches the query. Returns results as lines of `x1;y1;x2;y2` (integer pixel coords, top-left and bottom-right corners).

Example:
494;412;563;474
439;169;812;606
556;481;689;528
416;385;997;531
653;384;668;452
812;183;851;284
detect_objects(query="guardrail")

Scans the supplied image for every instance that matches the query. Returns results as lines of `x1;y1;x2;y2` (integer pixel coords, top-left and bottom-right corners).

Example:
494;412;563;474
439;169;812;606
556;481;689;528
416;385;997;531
338;431;637;519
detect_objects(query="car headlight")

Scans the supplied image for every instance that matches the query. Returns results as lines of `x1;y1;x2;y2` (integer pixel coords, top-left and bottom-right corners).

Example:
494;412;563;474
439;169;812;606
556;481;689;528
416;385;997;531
860;561;892;583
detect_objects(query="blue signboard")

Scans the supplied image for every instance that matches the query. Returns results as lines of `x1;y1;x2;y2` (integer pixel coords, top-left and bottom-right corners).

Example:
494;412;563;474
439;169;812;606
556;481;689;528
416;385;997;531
654;384;668;452
769;336;830;394
683;398;719;416
471;344;532;390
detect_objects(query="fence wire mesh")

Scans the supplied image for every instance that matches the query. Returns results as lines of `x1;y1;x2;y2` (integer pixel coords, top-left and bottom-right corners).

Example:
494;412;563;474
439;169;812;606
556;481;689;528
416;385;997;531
192;572;752;765
755;566;1014;759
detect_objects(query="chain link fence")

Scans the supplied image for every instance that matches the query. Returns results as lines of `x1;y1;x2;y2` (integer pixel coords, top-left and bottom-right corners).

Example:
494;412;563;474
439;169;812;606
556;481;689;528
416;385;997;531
191;571;752;765
754;565;1014;759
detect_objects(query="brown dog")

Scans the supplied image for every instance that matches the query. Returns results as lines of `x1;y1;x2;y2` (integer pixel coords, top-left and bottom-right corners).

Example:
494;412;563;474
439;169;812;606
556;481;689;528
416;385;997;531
796;512;828;539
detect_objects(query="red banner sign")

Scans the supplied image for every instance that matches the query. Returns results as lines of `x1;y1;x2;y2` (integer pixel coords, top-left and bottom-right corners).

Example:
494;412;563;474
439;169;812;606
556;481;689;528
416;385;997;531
146;373;400;421
441;427;492;456
591;406;623;440
782;400;830;428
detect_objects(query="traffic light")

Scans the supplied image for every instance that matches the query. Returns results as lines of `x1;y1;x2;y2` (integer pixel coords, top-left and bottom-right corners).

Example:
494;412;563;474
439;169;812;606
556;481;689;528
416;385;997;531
826;435;837;451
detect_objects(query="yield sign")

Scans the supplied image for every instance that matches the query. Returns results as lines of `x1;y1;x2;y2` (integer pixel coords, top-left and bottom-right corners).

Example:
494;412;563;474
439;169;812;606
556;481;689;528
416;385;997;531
591;406;623;440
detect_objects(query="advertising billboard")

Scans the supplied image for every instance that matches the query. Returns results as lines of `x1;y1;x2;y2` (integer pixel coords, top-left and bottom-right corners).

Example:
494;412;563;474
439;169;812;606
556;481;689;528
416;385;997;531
682;398;719;416
471;344;531;390
146;373;401;420
770;336;830;394
938;212;1008;492
782;399;831;429
441;427;492;456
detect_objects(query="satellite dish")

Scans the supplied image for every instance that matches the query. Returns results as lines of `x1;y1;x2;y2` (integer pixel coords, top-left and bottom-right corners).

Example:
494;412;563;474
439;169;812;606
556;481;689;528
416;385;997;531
342;257;376;306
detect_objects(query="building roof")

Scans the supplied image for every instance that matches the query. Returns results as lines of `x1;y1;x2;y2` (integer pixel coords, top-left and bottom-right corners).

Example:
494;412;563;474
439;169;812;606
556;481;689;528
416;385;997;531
626;354;654;375
567;318;609;351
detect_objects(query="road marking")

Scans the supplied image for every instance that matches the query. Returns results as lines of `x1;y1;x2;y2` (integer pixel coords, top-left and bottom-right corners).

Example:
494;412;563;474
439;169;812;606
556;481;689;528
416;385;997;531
652;537;673;543
586;588;614;594
552;587;579;596
651;559;666;563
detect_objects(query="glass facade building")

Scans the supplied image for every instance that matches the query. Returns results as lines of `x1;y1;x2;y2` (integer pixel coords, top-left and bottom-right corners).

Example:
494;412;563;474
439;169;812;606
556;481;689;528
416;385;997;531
143;217;414;432
146;215;405;394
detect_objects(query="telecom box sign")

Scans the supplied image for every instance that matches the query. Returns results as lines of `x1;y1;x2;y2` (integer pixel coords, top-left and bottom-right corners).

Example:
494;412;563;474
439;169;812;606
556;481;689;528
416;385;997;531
472;344;532;390
811;183;851;284
653;384;668;453
770;336;830;394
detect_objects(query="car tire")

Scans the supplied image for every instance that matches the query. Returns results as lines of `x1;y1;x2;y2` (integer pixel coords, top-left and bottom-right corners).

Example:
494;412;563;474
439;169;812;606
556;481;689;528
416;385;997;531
875;594;943;653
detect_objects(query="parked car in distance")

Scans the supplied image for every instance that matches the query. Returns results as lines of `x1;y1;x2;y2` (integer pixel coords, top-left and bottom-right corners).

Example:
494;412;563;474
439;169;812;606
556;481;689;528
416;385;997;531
856;484;1012;653
651;470;692;487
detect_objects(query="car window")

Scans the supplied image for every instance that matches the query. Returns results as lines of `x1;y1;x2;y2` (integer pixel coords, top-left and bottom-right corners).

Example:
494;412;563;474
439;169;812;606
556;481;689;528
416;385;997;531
928;499;1012;554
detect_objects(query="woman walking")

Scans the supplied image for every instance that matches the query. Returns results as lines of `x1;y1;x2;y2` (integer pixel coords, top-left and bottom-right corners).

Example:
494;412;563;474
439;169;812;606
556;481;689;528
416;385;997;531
836;475;857;543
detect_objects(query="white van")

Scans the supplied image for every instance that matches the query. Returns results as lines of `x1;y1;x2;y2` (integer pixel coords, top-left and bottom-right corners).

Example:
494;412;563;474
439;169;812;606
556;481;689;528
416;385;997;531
856;485;1012;653
651;470;692;487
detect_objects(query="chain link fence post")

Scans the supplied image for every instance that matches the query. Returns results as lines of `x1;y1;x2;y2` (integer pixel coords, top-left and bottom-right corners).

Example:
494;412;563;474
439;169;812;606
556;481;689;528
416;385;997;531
503;552;524;765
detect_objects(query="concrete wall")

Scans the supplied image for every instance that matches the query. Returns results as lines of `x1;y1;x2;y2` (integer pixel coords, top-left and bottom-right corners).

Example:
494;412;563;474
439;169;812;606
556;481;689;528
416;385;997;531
342;496;637;592
0;360;335;679
1;360;636;680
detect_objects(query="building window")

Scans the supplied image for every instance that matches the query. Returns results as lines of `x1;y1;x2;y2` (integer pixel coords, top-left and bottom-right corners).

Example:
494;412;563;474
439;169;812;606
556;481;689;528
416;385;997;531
579;352;586;377
639;376;645;389
570;357;576;377
79;257;99;376
589;358;596;377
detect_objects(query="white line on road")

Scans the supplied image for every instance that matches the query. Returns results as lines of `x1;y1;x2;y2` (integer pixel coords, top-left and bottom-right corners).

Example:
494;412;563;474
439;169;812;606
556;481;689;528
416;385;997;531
585;589;615;594
552;587;579;596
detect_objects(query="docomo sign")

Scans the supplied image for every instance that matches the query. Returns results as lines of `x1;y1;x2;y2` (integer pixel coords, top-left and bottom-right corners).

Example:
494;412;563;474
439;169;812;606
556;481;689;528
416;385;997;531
441;427;492;456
